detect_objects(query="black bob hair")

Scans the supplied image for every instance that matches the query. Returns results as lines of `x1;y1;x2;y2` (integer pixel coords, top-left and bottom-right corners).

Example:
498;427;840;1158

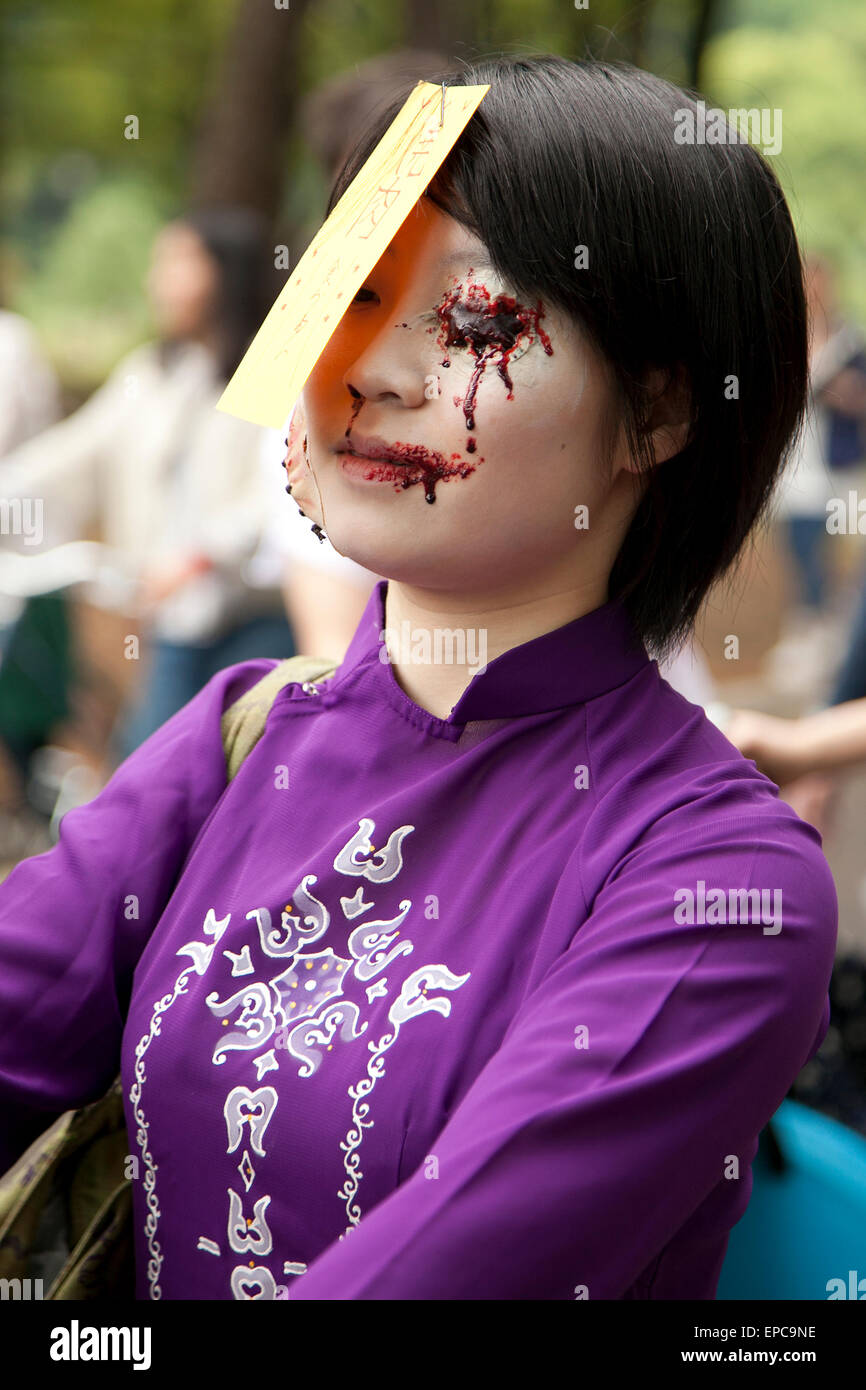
327;55;809;664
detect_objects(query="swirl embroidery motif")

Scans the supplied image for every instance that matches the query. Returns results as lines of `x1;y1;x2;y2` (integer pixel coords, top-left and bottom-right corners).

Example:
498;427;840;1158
131;820;471;1300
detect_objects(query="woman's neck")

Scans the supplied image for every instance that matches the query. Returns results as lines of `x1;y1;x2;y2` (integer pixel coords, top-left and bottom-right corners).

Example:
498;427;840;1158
382;576;609;719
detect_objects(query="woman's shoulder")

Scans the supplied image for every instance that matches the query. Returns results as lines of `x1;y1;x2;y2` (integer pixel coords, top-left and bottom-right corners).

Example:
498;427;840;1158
583;666;832;875
577;674;837;997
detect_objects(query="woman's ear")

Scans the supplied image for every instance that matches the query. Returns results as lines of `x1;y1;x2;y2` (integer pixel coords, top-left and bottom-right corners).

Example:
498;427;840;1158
618;365;692;475
644;364;692;466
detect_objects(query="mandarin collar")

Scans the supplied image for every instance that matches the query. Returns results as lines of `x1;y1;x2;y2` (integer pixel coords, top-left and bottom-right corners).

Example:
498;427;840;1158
333;579;650;725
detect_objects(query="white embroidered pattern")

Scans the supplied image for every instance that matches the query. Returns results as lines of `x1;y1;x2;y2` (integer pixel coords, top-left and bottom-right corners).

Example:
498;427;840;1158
133;819;471;1300
130;906;231;1299
337;963;470;1233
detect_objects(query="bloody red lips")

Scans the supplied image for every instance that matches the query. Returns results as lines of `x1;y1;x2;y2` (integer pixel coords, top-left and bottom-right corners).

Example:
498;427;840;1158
335;434;480;505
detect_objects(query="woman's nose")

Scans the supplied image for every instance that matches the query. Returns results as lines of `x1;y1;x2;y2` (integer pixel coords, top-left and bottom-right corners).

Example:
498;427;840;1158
341;322;429;408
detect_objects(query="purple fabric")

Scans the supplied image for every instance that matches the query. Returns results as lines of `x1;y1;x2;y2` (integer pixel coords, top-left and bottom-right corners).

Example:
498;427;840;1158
0;580;837;1299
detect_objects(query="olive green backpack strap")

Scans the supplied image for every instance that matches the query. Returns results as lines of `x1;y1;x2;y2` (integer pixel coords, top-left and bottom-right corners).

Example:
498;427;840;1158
220;654;339;783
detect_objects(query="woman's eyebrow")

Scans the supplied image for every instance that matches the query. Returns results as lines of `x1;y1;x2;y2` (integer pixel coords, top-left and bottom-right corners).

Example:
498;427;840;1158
436;249;499;274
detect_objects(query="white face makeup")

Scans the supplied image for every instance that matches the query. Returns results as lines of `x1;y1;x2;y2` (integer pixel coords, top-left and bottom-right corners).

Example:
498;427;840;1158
296;197;639;598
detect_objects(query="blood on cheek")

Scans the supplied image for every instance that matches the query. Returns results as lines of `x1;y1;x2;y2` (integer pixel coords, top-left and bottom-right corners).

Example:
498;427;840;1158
434;278;553;434
338;278;552;506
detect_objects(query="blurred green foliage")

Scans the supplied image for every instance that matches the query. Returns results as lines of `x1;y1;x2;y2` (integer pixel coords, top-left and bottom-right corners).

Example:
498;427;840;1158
2;0;236;382
2;0;865;387
703;0;866;321
12;178;165;388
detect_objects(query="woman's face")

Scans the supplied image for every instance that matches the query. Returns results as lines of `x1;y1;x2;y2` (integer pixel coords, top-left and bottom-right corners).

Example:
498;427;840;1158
300;198;642;598
146;222;220;340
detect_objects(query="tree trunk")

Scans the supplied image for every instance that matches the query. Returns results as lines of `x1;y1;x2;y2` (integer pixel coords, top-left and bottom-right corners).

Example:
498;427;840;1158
190;0;312;223
623;0;656;70
688;0;722;92
404;0;480;57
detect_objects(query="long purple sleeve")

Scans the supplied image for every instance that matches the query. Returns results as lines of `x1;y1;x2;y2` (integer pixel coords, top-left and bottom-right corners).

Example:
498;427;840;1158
0;658;276;1170
290;804;834;1300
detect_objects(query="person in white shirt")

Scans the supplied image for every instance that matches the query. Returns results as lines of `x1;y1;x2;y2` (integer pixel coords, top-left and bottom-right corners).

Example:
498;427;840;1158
772;256;866;614
250;417;378;661
0;309;61;455
0;309;63;830
0;208;296;760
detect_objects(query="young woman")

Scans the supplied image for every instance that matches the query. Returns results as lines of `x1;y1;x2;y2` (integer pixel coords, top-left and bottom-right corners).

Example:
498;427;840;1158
0;56;837;1301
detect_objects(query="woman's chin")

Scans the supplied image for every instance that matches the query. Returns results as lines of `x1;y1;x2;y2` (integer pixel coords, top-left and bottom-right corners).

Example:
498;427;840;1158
318;526;434;584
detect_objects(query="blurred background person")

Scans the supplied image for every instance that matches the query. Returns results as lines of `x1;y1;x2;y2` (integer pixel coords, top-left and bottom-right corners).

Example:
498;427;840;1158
0;206;295;773
765;253;866;696
820;267;866;705
0;302;65;853
248;430;378;660
728;697;866;1133
0;306;61;453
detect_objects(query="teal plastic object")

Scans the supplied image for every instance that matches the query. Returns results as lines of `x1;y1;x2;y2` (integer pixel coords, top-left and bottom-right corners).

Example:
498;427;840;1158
717;1100;866;1300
